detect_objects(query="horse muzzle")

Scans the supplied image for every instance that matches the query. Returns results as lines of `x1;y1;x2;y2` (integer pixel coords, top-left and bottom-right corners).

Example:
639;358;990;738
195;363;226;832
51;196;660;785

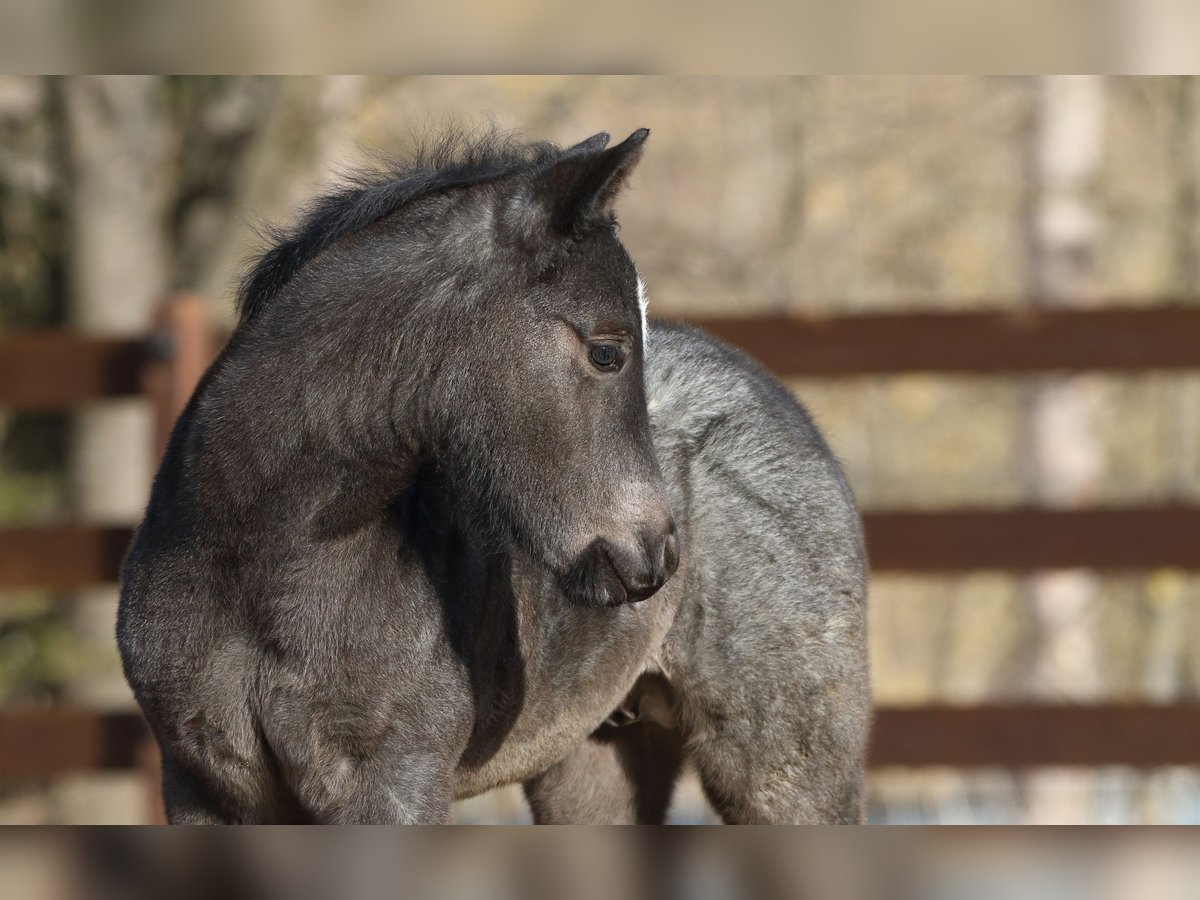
559;520;679;608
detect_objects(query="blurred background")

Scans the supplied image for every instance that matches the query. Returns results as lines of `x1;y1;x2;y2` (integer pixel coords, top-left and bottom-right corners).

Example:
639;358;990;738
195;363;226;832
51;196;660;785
5;828;1200;900
1;75;1199;824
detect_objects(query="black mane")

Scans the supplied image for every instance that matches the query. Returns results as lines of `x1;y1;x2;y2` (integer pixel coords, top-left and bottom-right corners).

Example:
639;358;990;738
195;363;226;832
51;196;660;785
236;131;564;323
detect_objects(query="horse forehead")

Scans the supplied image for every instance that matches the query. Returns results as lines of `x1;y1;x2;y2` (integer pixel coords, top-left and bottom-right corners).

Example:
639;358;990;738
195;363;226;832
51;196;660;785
561;237;640;298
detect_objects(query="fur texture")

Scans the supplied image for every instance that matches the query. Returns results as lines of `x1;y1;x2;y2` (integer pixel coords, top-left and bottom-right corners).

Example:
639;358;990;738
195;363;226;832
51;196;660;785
117;129;869;824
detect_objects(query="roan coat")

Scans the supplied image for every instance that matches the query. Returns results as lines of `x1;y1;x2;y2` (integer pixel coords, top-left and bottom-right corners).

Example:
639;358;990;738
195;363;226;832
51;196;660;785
118;129;870;823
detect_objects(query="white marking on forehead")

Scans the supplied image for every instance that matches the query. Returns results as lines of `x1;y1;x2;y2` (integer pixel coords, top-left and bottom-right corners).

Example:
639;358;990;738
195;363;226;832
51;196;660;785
636;276;649;351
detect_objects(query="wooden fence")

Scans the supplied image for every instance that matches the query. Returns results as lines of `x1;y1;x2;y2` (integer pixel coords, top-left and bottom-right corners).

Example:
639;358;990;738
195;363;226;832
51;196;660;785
2;298;1200;814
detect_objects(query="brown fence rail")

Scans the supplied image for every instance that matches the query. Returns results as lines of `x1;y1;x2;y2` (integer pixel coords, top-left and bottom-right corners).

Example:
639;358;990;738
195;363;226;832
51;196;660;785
4;506;1200;588
0;710;150;778
0;334;145;409
5;706;1200;778
696;306;1200;375
864;506;1200;571
870;705;1200;768
0;526;133;589
6;306;1200;412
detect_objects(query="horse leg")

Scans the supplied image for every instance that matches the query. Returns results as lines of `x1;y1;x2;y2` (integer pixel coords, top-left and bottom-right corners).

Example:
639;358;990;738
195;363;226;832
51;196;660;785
675;669;869;824
297;749;453;824
524;723;684;824
167;745;452;824
161;754;235;824
691;737;864;824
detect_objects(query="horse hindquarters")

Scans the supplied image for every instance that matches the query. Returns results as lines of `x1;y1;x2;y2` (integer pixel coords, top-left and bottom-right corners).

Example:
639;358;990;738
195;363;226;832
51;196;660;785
646;324;870;824
677;615;869;823
663;469;869;823
667;535;870;823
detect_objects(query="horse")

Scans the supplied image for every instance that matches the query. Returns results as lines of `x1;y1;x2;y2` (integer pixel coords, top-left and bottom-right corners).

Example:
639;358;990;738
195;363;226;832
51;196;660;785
117;128;870;824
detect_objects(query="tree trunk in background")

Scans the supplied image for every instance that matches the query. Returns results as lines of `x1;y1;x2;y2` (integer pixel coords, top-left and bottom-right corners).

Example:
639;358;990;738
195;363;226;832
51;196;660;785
1144;78;1199;710
1167;78;1200;509
57;75;172;823
1022;74;1106;824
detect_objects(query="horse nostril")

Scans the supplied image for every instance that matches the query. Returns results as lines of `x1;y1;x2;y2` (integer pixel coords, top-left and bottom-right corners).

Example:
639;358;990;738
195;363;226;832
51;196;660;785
661;524;679;579
564;526;678;608
641;520;678;591
561;540;630;608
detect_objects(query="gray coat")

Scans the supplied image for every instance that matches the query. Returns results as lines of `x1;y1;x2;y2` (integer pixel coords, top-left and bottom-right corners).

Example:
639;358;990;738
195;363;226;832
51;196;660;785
117;129;869;823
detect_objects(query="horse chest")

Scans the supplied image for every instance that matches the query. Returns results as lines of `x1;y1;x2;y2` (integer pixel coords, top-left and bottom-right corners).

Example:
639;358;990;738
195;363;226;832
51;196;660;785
451;580;679;798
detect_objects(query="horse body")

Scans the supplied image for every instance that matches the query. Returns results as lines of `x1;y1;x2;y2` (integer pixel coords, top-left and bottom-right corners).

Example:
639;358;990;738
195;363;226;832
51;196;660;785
118;130;868;823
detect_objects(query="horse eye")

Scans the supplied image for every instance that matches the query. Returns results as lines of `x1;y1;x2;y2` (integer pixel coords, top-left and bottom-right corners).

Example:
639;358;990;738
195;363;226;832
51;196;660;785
588;343;623;372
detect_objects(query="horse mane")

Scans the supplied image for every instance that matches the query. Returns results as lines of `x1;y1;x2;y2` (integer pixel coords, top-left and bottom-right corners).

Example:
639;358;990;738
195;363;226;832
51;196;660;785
236;130;565;323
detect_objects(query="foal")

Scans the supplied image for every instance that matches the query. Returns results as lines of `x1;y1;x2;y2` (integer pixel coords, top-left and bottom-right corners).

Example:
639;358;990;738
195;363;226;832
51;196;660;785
118;129;869;823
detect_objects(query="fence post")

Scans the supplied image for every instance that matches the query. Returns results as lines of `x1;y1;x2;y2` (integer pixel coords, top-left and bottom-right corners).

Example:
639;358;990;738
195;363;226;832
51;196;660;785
144;294;216;460
138;293;217;823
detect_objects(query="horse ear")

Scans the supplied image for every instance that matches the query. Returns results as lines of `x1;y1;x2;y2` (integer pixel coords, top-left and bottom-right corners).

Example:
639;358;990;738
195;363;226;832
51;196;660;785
515;128;649;240
566;131;612;155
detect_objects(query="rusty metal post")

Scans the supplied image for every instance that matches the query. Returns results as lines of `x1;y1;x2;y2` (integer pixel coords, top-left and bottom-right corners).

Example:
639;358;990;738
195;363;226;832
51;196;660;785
138;293;218;823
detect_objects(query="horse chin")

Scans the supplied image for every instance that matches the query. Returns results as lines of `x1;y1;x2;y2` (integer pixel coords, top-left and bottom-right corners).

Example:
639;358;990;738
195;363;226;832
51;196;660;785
561;580;658;609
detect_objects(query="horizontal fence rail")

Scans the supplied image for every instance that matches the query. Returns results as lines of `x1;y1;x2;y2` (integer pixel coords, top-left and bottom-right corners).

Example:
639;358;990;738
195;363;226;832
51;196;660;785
5;507;1200;587
0;710;151;778
864;506;1200;571
5;306;1200;414
693;306;1200;375
5;706;1200;778
0;526;133;589
0;333;145;409
870;705;1200;768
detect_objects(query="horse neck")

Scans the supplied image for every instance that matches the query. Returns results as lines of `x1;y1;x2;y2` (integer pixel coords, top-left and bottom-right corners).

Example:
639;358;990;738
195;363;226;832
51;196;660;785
188;321;425;539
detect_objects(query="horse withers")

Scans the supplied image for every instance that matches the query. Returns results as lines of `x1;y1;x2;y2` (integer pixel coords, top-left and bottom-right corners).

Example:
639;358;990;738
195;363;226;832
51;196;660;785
117;129;869;823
